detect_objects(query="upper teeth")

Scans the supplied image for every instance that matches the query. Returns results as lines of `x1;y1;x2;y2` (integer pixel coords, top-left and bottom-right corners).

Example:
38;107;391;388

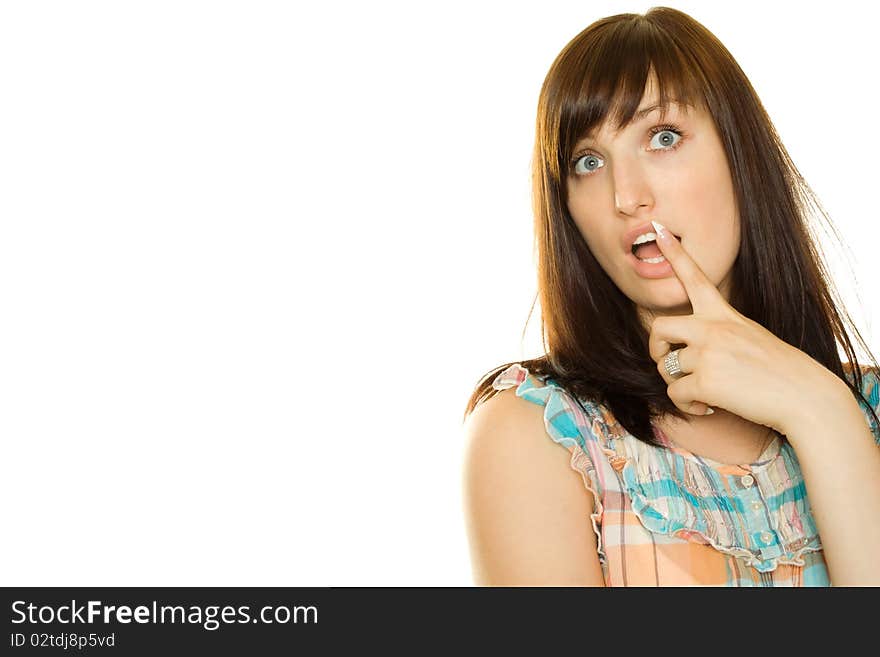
632;232;657;246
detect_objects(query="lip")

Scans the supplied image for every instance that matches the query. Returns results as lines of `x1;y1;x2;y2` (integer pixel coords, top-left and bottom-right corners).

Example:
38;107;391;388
626;250;675;278
621;221;681;254
623;221;683;279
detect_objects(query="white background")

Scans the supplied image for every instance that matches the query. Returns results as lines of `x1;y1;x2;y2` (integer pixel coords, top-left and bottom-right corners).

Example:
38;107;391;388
0;1;876;586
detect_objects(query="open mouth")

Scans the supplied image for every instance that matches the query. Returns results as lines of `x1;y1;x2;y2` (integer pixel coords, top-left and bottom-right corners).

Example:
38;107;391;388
630;234;681;257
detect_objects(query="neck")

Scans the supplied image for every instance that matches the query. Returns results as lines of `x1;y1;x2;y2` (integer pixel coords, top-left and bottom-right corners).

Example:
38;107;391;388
657;407;777;463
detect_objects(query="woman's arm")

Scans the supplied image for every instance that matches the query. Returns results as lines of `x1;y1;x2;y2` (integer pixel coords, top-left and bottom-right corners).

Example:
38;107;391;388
781;371;880;586
461;387;605;586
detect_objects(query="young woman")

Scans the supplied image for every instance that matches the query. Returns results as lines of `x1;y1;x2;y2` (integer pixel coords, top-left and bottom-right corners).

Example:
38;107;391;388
461;7;880;587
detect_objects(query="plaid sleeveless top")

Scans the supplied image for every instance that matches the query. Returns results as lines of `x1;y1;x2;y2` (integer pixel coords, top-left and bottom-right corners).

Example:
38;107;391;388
490;363;880;586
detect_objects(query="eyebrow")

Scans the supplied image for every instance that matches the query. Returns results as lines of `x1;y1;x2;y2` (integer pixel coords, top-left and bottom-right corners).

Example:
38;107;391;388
580;102;673;145
630;103;666;122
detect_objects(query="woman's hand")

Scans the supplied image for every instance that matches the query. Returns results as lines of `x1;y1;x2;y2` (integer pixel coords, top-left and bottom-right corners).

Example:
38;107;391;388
646;220;843;435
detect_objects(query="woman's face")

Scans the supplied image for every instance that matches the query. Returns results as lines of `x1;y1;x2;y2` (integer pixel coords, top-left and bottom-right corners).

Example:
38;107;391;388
565;76;740;329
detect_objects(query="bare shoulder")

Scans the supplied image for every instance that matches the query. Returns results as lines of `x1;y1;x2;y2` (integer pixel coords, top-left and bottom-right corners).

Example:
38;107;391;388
463;386;580;473
461;386;605;586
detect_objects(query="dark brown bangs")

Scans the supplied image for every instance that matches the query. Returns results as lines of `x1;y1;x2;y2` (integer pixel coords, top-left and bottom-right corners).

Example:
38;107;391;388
545;19;708;181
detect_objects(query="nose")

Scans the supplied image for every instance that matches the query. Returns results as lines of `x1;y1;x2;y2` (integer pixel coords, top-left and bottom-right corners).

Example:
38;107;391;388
615;195;652;215
613;165;654;215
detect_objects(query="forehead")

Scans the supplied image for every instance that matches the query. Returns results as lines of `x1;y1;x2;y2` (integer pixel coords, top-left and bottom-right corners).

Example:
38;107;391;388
576;99;693;149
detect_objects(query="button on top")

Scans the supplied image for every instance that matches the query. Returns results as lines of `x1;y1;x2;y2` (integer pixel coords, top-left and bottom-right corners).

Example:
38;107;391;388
741;474;755;488
761;532;773;544
751;501;762;512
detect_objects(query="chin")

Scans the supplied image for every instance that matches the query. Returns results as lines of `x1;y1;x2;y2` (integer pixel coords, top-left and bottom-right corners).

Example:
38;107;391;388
642;290;692;313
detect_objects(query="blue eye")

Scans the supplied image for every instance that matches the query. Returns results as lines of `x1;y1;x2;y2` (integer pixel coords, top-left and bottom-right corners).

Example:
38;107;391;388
572;153;604;176
570;124;685;177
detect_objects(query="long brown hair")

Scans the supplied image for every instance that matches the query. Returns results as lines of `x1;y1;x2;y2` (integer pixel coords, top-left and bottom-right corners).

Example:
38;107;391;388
463;7;880;446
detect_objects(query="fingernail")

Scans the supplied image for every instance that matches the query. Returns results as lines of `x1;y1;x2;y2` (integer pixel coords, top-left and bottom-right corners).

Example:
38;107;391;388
651;220;668;240
704;407;714;415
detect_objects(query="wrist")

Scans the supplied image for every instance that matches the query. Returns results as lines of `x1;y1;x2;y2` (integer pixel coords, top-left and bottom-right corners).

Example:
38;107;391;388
781;368;858;440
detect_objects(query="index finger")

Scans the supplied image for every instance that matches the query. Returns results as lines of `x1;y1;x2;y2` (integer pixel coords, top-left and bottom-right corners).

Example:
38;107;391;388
651;220;725;315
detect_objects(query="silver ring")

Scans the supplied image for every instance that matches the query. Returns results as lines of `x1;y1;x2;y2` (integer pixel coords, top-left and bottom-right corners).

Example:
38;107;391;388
664;348;684;378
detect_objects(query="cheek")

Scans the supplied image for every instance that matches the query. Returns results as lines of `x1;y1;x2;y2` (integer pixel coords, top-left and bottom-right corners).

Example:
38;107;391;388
673;145;735;211
567;186;615;257
566;198;598;246
728;227;741;256
569;212;610;258
700;219;740;287
675;154;739;253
